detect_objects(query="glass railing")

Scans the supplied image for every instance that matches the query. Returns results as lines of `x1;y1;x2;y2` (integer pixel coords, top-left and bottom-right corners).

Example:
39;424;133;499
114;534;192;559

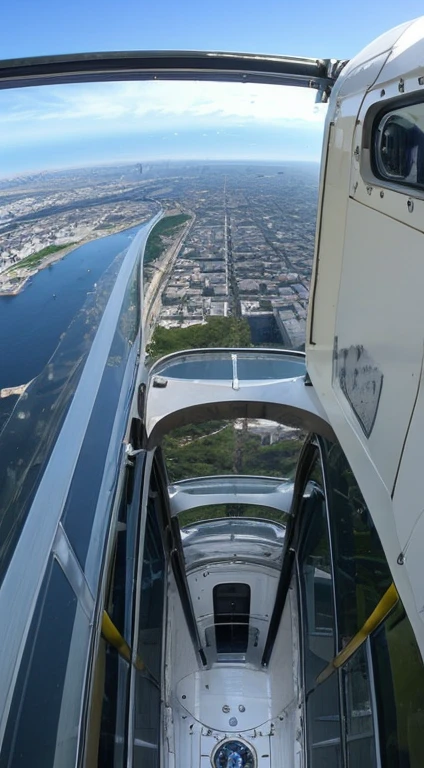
0;217;158;586
150;347;306;383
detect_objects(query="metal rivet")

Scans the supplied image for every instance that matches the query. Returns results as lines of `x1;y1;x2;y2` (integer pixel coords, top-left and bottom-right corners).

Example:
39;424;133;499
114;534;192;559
222;704;230;713
354;145;360;158
397;552;405;565
380;190;384;198
419;76;424;86
182;694;186;699
380;89;385;97
238;704;246;712
407;199;414;212
229;717;238;726
399;78;405;93
366;186;373;195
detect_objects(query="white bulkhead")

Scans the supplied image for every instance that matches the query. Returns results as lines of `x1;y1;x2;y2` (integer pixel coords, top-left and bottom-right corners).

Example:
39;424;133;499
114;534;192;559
307;17;424;654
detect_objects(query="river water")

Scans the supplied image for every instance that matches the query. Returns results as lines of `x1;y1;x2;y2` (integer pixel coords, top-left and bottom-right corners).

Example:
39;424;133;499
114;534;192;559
0;222;145;427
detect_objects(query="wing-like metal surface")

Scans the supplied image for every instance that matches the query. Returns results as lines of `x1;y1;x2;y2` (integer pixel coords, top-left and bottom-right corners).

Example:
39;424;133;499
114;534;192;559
169;475;294;517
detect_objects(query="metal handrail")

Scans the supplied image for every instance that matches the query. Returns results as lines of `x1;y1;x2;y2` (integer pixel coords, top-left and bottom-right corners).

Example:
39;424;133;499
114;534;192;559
315;583;399;686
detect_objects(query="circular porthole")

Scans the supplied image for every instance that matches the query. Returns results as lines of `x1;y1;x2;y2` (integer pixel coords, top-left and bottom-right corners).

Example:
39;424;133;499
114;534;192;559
211;739;256;768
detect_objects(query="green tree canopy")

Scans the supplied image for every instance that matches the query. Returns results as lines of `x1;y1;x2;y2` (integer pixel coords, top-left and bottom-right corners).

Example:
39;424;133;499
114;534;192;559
147;316;251;360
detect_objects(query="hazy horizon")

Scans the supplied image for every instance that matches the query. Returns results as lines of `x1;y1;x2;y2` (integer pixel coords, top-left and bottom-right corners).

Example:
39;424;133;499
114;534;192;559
0;156;321;184
0;80;327;177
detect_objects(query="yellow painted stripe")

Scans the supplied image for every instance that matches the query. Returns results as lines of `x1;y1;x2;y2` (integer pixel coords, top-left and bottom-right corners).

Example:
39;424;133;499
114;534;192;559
101;611;145;670
316;583;398;686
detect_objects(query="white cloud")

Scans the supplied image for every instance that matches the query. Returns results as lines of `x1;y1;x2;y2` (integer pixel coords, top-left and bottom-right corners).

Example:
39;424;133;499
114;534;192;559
0;79;327;147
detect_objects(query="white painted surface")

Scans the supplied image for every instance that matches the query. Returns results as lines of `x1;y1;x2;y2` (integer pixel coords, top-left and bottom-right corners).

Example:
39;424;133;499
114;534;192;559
268;584;298;712
146;374;332;446
167;560;300;765
334;200;424;494
307;15;424;654
187;563;278;666
176;667;272;731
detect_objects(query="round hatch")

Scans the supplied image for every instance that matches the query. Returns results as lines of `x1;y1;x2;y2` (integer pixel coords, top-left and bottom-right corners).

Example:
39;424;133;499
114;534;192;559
212;738;256;768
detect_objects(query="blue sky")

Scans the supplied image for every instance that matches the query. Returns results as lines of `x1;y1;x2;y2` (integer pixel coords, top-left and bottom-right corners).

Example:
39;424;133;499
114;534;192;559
1;1;422;175
1;0;422;60
0;80;328;174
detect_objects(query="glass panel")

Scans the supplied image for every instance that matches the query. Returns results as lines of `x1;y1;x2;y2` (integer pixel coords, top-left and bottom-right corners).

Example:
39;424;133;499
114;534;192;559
61;257;141;572
0;223;144;586
97;461;145;768
0;78;325;580
163;418;305;482
178;503;290;527
0;559;78;768
322;439;392;647
374;102;424;186
150;349;305;380
299;457;341;763
310;744;343;767
133;501;165;768
98;653;130;768
343;644;377;768
372;601;424;768
181;517;286;570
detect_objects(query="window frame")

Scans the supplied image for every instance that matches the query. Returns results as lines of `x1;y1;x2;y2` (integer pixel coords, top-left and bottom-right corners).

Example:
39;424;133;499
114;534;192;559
362;92;424;195
127;454;168;768
296;441;345;764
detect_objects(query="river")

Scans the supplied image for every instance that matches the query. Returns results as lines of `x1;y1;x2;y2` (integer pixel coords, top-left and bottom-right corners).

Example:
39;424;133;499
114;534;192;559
0;221;147;427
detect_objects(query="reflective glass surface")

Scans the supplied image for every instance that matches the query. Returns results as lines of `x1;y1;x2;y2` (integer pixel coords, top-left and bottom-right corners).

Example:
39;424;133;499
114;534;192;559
151;350;305;381
299;457;342;763
374;101;424;187
0;77;324;578
164;418;306;483
0;559;79;768
373;601;424;768
181;517;285;569
322;439;392;647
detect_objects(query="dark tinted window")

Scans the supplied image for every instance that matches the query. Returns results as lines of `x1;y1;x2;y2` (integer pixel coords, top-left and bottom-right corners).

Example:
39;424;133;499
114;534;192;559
213;583;251;653
343;643;377;767
323;439;392;647
372;602;424;768
61;258;141;574
374;102;424;187
0;559;78;768
299;458;342;764
98;483;135;768
133;501;165;768
0;230;136;589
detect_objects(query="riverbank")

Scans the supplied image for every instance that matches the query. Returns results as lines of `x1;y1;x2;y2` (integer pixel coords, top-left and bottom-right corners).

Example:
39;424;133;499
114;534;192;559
0;216;152;296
